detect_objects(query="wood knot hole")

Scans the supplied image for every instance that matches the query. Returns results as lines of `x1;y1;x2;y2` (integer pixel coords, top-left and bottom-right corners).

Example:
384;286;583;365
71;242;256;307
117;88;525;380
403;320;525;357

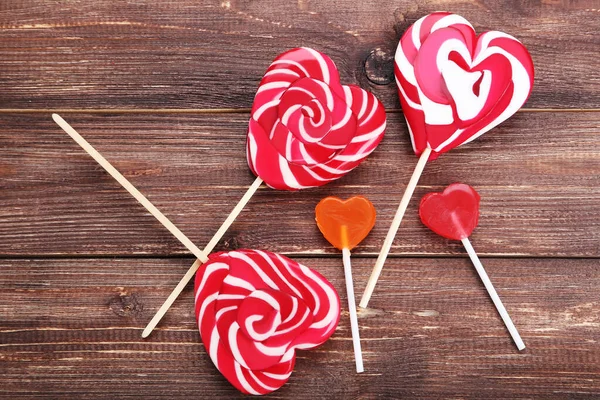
109;290;143;318
218;233;244;251
364;47;394;85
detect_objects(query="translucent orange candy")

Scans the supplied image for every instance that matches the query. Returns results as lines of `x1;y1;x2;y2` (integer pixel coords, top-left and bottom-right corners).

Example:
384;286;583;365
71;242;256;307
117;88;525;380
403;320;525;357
315;196;376;251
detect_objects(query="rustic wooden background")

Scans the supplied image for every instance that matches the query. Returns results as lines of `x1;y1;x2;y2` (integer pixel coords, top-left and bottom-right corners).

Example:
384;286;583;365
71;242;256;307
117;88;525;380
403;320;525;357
1;1;599;398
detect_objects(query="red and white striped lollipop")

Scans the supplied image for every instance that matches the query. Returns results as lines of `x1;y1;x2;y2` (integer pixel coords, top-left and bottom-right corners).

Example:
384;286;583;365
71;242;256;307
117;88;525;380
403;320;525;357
247;47;386;190
53;49;384;337
360;13;534;308
195;249;340;395
51;117;341;393
395;12;534;159
143;48;386;334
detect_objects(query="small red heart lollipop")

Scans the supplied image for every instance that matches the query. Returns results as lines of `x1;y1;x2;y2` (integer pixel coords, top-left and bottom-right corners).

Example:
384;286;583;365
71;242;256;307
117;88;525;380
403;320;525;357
418;183;480;240
419;183;525;351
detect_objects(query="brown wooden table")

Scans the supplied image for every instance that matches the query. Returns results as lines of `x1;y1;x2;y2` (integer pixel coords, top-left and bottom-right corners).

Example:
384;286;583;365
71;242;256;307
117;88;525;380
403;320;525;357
1;1;599;398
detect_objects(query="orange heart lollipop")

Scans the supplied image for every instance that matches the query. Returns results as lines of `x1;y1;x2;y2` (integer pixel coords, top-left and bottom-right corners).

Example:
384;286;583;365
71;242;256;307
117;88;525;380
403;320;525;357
315;196;376;251
315;196;376;373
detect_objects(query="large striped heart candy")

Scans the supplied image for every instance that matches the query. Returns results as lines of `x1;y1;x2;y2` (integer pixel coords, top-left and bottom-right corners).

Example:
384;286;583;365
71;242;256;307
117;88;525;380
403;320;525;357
194;249;340;395
395;12;534;160
247;47;386;190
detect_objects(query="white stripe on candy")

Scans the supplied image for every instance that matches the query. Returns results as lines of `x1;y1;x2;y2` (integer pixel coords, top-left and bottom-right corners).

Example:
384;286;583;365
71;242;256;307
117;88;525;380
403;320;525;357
247;47;385;190
393;12;533;157
194;250;340;395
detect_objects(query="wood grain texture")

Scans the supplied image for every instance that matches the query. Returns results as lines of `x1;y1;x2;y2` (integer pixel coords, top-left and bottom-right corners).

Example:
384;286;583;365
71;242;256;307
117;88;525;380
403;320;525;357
2;0;599;397
1;257;599;399
1;112;599;257
0;0;599;110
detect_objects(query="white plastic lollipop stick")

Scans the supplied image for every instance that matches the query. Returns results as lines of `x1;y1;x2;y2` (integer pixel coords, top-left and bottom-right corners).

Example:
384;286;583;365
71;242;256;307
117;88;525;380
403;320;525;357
342;247;364;373
142;176;263;338
461;237;525;351
360;147;432;308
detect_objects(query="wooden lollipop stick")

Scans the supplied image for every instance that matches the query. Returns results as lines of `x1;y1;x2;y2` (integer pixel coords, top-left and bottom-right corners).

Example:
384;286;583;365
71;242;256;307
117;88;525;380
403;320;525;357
52;113;209;263
53;114;263;337
360;147;432;308
342;246;364;373
461;237;525;351
142;176;263;338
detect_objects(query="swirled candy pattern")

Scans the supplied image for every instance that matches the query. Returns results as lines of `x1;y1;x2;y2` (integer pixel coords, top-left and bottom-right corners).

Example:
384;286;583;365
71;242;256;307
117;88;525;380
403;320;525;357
194;249;340;395
247;47;386;190
395;12;534;160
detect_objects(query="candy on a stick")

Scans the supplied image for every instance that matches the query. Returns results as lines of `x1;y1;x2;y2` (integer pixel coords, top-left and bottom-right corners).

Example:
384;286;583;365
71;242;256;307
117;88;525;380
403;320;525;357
146;47;386;336
195;249;340;395
360;12;534;308
419;183;525;350
247;48;386;190
52;115;341;392
52;114;266;333
315;196;376;373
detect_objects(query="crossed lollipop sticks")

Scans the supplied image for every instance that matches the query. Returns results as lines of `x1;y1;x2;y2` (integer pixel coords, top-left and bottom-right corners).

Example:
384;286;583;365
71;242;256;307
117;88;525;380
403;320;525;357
54;114;525;352
53;114;263;337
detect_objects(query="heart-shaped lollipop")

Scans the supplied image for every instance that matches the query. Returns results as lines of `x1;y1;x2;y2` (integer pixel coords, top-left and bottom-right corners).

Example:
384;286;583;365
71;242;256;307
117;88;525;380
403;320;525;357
361;13;534;308
419;183;525;350
315;196;376;373
419;183;480;240
247;47;386;190
52;115;342;390
315;196;376;251
194;249;341;395
395;12;534;159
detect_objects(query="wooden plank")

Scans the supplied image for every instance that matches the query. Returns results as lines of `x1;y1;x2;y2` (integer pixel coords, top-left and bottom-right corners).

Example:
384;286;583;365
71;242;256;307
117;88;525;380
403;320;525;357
0;1;599;110
1;257;599;398
1;112;599;257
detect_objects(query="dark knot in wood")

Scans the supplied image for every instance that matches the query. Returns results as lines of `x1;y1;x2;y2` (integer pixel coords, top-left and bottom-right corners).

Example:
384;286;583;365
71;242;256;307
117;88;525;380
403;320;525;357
364;47;394;86
217;232;244;252
109;290;143;318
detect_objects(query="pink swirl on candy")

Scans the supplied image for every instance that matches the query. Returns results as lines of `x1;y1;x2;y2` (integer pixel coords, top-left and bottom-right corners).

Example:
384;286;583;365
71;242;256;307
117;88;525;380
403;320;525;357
194;249;340;395
395;12;534;160
247;47;386;190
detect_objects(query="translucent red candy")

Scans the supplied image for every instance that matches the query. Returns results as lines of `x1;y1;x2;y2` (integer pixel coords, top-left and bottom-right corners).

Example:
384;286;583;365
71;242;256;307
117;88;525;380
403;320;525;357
419;183;480;240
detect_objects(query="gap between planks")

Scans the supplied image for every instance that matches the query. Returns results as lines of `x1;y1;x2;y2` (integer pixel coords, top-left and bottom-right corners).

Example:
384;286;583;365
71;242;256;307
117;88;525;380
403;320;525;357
4;108;598;261
0;254;598;260
1;108;600;114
